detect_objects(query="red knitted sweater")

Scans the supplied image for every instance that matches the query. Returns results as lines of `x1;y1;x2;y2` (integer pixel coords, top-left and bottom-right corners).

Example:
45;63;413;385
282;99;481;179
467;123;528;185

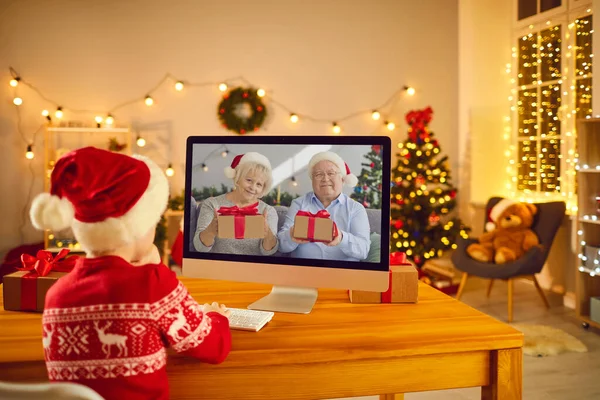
42;256;231;400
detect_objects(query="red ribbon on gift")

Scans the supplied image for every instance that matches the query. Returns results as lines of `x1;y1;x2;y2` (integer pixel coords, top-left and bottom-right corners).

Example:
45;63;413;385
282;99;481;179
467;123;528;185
217;202;260;239
17;249;78;311
382;252;409;303
296;210;338;242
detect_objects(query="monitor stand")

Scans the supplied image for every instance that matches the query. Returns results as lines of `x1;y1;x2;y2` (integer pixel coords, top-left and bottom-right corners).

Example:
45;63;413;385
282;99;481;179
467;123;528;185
247;286;318;314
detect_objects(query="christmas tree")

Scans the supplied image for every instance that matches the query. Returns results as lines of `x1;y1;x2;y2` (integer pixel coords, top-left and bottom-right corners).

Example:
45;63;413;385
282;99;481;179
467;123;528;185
390;107;470;267
351;145;384;209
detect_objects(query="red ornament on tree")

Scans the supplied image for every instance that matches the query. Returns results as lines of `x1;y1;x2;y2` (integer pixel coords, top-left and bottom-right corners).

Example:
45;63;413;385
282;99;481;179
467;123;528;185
363;185;368;190
370;162;375;168
414;255;422;265
415;175;426;187
394;220;404;229
372;145;381;155
450;190;456;199
240;129;246;134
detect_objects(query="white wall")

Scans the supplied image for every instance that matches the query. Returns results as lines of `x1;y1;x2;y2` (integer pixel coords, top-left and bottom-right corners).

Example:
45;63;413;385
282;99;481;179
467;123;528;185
458;0;512;208
0;0;458;258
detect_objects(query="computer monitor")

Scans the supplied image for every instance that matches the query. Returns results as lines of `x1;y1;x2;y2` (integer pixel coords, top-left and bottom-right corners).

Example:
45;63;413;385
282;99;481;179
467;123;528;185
182;135;391;313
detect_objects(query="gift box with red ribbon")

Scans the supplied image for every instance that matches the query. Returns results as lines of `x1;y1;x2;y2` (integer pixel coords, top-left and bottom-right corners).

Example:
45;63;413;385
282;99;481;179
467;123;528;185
2;249;78;312
349;252;418;304
217;202;264;239
293;210;337;242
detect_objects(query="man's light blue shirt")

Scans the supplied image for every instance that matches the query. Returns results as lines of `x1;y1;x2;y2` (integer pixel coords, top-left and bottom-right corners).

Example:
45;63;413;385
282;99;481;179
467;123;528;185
277;192;371;261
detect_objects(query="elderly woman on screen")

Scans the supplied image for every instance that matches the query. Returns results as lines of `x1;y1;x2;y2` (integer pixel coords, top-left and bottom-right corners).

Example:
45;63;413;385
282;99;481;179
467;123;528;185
277;151;370;261
193;152;279;255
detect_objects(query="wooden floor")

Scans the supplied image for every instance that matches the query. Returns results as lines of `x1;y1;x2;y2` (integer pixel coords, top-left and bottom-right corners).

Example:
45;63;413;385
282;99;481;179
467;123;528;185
340;276;600;400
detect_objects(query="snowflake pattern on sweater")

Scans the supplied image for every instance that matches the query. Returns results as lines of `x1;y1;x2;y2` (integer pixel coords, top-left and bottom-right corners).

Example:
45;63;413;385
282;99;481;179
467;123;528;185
42;255;231;400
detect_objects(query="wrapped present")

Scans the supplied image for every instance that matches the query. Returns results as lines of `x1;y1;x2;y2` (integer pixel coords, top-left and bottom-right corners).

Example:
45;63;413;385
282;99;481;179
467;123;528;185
349;252;418;304
293;210;337;242
3;249;78;312
418;269;461;295
217;202;264;239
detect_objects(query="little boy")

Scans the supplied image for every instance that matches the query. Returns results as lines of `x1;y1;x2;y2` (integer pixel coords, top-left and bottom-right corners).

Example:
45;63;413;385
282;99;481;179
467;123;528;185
30;147;231;400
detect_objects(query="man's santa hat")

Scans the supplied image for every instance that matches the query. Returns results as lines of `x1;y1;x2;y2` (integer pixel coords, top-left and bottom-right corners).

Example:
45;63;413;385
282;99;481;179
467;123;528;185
224;152;272;179
485;198;517;232
30;147;169;252
308;151;358;187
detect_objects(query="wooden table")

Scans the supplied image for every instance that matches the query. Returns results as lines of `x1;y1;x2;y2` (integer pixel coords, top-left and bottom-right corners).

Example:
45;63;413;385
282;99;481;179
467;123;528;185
0;278;523;399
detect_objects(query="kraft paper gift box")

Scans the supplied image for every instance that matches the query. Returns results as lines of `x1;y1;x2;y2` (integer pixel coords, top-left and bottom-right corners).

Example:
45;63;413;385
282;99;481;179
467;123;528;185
349;252;418;304
2;249;77;312
293;210;336;242
216;203;264;240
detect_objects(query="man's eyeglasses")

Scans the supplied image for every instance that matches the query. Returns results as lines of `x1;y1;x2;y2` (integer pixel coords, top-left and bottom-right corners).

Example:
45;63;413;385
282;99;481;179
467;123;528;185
312;171;340;181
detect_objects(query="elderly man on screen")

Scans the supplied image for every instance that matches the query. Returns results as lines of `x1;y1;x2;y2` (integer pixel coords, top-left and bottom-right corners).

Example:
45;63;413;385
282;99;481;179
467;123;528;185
277;151;371;261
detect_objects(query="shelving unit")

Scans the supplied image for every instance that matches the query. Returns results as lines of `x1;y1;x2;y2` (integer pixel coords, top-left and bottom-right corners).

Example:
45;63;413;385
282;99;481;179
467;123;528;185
43;125;131;252
575;118;600;330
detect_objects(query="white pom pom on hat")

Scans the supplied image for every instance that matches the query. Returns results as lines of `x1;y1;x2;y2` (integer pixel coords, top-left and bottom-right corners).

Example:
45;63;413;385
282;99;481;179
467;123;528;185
308;151;358;187
29;147;169;252
224;152;272;179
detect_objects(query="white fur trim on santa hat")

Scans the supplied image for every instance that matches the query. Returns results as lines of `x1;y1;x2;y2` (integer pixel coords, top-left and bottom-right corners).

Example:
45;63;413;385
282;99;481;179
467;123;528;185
224;152;272;179
71;155;169;252
485;198;518;232
308;151;358;187
30;192;75;232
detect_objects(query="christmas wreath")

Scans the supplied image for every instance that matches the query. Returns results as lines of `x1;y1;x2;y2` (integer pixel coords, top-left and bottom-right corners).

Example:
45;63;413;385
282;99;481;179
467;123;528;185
217;87;267;135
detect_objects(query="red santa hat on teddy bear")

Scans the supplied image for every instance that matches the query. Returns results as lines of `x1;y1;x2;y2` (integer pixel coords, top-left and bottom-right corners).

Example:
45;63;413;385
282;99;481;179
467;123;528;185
224;152;272;179
29;147;169;252
485;198;518;232
307;151;358;187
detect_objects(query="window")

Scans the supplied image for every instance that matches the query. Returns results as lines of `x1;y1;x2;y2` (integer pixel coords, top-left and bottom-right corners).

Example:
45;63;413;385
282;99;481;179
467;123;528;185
511;3;593;207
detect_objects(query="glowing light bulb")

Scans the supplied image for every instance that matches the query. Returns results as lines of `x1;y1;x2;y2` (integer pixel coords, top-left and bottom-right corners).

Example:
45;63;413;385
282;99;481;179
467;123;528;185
202;163;208;172
257;88;266;97
95;116;103;124
291;176;298;187
13;97;23;106
386;121;395;131
290;113;299;123
405;86;416;96
219;83;228;92
136;136;146;147
371;110;381;120
55;107;63;119
221;150;229;158
175;81;184;91
332;123;341;135
145;96;154;106
105;114;114;125
165;164;174;177
25;144;34;160
9;78;19;87
41;110;49;117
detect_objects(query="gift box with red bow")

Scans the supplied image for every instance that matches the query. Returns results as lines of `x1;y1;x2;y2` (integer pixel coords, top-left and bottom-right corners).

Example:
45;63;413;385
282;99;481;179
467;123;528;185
293;210;337;242
217;202;264;239
2;249;78;312
349;252;418;304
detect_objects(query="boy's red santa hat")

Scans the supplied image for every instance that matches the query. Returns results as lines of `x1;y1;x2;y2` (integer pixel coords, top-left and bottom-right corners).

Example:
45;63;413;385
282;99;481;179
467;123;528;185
485;198;517;232
224;152;272;179
308;151;358;187
30;147;169;252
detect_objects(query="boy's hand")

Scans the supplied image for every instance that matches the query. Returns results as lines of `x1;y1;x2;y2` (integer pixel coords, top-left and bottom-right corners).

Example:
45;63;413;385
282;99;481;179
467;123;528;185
202;302;231;319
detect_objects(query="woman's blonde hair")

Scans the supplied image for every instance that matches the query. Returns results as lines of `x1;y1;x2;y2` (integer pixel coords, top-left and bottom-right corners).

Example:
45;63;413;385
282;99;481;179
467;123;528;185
233;162;272;198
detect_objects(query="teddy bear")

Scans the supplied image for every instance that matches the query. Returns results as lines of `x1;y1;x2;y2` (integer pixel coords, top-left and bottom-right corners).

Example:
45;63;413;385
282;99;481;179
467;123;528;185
467;199;540;264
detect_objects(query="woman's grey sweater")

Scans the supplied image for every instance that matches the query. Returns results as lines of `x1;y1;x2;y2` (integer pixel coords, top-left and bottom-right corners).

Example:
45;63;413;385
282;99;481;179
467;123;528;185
193;194;279;256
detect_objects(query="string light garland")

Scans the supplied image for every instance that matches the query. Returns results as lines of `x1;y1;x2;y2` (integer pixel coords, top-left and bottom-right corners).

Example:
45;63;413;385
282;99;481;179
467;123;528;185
507;10;593;213
7;67;416;135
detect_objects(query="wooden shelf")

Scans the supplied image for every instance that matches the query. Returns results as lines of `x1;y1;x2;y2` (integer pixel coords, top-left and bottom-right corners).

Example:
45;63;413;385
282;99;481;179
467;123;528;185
575;119;600;330
579;315;600;330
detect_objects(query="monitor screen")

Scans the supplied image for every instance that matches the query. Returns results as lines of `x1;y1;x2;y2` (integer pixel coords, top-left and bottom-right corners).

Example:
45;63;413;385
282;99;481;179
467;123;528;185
182;136;391;301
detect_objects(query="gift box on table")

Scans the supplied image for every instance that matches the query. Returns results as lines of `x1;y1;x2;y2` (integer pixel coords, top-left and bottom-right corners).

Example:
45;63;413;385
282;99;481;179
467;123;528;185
293;210;336;242
3;249;78;312
349;252;418;304
217;202;264;239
